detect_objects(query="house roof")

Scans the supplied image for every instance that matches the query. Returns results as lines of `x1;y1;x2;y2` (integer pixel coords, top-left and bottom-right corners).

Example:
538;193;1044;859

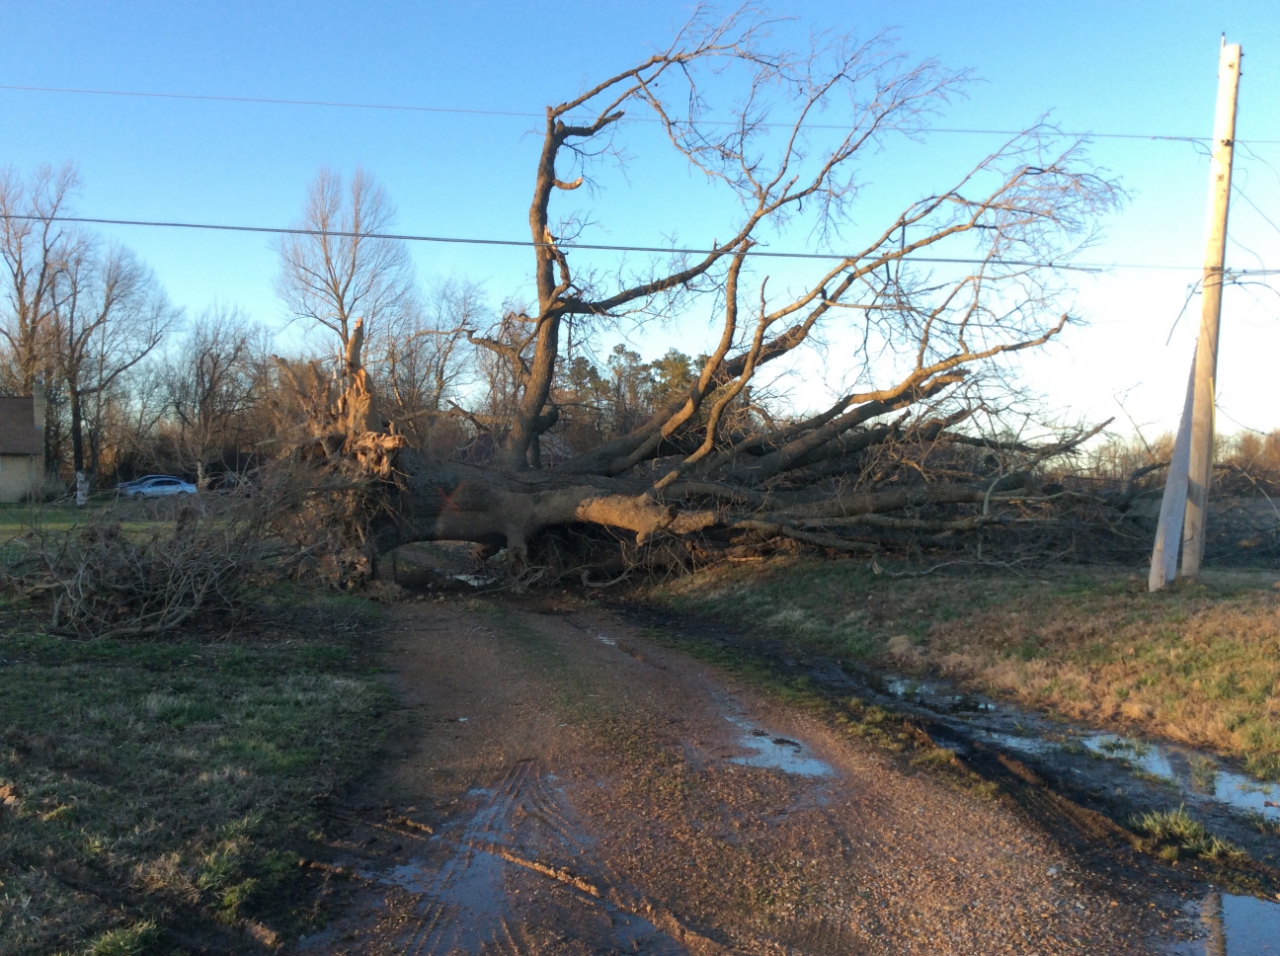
0;397;42;455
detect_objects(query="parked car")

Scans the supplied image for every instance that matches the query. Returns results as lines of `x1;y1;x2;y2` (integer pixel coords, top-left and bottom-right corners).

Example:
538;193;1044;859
116;474;171;490
117;475;198;498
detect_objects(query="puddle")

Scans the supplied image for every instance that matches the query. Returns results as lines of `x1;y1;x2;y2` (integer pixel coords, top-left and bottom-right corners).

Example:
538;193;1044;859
885;677;940;697
973;729;1062;756
883;676;995;712
1201;891;1280;955
360;848;677;953
725;715;833;777
1078;733;1280;821
347;766;685;954
1082;734;1178;778
855;668;1280;949
380;850;506;918
873;671;1280;823
1213;771;1280;820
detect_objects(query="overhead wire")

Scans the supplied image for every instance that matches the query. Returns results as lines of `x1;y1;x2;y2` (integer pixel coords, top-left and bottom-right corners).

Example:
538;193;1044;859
1;85;1276;280
2;83;1278;145
1165;279;1202;346
6;212;1273;275
4;76;1278;435
0;84;539;119
1233;182;1280;238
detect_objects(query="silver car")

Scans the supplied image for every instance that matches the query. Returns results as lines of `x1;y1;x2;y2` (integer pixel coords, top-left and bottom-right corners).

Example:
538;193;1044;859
118;475;198;499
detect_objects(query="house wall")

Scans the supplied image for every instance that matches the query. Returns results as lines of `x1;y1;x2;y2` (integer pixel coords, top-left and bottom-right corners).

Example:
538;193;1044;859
0;455;39;503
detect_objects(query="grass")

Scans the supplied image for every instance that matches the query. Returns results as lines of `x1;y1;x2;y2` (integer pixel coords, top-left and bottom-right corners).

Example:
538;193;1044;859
0;500;164;535
0;502;182;570
649;560;1280;780
83;922;158;956
0;502;88;535
0;589;393;955
1129;805;1246;862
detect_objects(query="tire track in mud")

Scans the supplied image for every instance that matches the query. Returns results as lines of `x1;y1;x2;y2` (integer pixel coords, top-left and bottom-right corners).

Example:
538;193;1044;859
395;762;528;956
310;599;1194;956
382;759;694;956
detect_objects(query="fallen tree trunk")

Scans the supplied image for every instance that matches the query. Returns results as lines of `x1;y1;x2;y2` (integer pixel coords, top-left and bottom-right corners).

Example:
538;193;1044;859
262;13;1129;583
353;452;1061;570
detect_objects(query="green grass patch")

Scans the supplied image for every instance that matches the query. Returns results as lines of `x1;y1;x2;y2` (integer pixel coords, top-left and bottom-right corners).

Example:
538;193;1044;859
0;594;392;954
83;921;159;956
0;501;173;539
1129;805;1247;862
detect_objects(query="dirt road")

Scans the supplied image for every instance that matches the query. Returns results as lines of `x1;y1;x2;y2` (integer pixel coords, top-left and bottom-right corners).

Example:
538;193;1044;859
299;595;1195;955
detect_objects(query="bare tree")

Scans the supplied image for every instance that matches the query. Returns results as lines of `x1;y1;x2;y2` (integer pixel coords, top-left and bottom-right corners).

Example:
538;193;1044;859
282;8;1121;576
165;305;261;488
277;166;417;358
49;241;175;490
93;356;170;479
0;164;79;469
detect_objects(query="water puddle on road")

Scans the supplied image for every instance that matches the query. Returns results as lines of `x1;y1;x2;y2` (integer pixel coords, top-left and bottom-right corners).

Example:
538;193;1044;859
854;669;1280;953
970;728;1061;756
336;765;688;956
355;849;676;955
724;715;833;777
1200;891;1280;955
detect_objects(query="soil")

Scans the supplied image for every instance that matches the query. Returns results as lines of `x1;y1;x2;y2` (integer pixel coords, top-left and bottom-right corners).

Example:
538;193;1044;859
297;594;1207;955
617;600;1280;879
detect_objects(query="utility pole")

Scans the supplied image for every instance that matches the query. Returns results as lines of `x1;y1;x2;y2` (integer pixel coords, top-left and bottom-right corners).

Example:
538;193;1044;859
1181;39;1241;579
1149;348;1196;591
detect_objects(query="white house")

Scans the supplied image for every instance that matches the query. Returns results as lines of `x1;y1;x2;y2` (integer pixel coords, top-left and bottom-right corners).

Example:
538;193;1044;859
0;381;45;502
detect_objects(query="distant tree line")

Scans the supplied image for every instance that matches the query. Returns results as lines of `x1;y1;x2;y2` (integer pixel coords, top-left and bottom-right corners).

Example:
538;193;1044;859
0;163;738;496
4;7;1275;581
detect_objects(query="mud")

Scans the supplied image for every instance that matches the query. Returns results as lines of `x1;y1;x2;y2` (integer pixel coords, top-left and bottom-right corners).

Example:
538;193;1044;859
286;594;1233;954
839;667;1280;869
871;674;1280;823
341;764;685;955
624;601;1280;944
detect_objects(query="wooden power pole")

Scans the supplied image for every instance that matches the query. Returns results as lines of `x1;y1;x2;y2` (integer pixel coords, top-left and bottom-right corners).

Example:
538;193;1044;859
1149;348;1196;591
1181;39;1241;579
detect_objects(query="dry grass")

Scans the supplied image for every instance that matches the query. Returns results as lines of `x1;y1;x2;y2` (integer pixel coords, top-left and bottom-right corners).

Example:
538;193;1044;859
652;561;1280;779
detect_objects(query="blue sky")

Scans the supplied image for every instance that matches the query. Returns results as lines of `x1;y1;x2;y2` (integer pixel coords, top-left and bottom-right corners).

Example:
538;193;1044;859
1;0;1278;438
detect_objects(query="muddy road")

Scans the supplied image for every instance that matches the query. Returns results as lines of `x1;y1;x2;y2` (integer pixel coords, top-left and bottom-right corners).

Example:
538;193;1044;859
299;596;1211;955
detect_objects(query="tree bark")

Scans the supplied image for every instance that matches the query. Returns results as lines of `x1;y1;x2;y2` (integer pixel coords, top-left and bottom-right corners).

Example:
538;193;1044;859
359;450;1042;564
69;385;84;477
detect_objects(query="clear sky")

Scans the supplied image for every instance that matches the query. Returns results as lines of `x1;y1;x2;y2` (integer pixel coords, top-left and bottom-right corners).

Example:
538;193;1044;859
1;0;1277;441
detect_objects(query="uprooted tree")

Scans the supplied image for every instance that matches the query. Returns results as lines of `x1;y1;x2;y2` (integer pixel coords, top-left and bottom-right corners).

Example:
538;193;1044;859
272;8;1126;582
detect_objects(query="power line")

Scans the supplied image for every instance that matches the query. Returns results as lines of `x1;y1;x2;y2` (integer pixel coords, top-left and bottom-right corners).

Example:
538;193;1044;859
8;212;1278;275
18;212;1103;268
1234;182;1280;238
3;83;1278;145
0;84;539;119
